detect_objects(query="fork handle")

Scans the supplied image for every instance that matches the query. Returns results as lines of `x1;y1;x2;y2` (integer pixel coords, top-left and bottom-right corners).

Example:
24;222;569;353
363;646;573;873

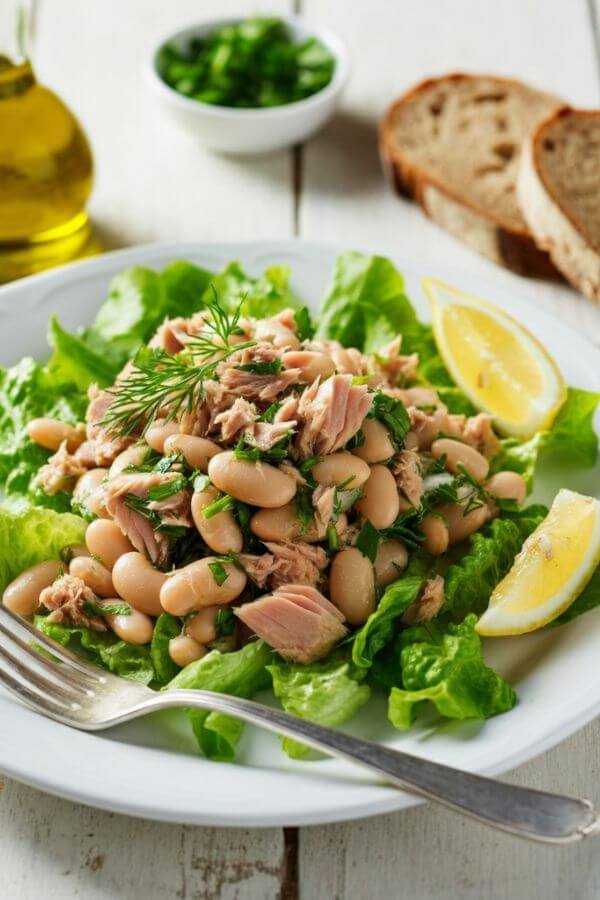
148;689;598;844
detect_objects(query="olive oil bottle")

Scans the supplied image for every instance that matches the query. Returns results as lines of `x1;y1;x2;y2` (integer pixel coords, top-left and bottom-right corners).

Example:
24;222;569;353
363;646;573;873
0;2;97;282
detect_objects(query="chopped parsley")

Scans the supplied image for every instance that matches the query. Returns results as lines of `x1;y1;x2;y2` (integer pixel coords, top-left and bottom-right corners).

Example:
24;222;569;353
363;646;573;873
355;519;380;563
368;391;410;450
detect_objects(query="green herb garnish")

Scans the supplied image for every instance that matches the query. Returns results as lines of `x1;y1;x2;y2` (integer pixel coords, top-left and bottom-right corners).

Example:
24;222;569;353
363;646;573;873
157;18;335;110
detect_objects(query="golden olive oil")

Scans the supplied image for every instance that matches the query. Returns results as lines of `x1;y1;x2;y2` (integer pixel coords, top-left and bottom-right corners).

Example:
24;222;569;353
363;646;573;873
0;55;97;281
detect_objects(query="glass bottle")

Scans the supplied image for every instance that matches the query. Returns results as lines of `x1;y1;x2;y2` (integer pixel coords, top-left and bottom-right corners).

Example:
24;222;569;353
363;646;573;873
0;0;98;282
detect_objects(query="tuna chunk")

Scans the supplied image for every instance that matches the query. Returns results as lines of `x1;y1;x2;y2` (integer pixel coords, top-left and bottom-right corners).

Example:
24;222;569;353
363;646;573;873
106;472;191;566
391;450;424;508
402;576;445;625
252;309;301;350
240;541;327;590
234;583;347;664
39;574;106;630
36;441;88;495
217;343;301;403
215;398;258;442
293;374;373;459
77;384;133;467
149;317;189;354
376;337;419;385
461;413;501;459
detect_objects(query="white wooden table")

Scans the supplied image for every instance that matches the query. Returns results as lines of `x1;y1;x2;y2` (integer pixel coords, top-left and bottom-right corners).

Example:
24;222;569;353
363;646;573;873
3;2;600;897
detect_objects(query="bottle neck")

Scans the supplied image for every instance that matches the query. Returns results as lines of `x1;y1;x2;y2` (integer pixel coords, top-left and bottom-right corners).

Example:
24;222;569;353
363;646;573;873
0;0;35;96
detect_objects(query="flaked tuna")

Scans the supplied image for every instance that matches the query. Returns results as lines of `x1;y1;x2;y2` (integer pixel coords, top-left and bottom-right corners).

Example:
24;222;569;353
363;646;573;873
391;450;424;509
234;583;347;664
36;441;87;495
241;541;327;590
39;574;106;630
215;398;258;442
217;343;301;402
293;374;373;459
106;471;191;567
403;576;445;625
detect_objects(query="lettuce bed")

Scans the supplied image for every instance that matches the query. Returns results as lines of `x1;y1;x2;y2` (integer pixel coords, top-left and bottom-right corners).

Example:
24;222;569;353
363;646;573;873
0;251;598;761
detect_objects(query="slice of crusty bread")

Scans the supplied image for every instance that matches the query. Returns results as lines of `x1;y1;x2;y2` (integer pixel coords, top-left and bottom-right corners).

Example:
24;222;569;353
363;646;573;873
380;73;561;277
517;106;600;302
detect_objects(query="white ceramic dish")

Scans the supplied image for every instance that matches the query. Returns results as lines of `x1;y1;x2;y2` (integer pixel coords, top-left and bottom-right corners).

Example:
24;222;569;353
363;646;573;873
0;240;599;827
146;18;349;154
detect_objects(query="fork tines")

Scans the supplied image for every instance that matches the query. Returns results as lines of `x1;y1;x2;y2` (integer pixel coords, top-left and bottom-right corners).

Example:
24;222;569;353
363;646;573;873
0;604;104;717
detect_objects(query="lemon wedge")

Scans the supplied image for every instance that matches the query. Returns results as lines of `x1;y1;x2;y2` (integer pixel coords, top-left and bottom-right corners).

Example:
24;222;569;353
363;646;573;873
423;277;566;437
476;490;600;636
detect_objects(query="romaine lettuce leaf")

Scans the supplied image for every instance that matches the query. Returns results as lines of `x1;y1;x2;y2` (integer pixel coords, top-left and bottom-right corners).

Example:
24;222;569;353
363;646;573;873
544;387;600;467
388;614;516;728
47;315;120;390
268;648;370;759
491;388;599;490
34;615;154;684
206;261;299;318
315;252;422;353
0;358;88;510
166;640;272;760
0;506;86;592
150;612;182;686
442;507;547;618
352;576;423;668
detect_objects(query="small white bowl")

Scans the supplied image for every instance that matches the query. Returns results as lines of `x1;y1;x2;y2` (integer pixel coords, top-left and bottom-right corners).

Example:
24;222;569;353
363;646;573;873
147;16;350;155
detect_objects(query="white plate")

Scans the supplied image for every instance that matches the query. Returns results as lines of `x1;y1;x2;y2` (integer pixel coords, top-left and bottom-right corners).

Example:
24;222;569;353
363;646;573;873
0;241;599;827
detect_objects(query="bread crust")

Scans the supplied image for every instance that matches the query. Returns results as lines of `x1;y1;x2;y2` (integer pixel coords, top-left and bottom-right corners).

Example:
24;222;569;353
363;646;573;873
517;107;600;302
379;73;560;278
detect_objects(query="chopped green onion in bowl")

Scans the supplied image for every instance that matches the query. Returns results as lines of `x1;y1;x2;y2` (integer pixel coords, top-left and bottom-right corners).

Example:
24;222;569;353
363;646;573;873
156;17;336;109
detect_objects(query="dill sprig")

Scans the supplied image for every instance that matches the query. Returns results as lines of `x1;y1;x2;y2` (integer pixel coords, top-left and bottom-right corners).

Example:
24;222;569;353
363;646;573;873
102;291;255;437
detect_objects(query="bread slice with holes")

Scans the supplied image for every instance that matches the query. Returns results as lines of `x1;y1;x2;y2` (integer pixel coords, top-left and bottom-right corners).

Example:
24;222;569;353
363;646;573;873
380;73;561;276
517;106;600;302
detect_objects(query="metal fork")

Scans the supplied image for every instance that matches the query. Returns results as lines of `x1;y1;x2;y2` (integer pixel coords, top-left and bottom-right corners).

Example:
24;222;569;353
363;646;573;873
0;603;597;844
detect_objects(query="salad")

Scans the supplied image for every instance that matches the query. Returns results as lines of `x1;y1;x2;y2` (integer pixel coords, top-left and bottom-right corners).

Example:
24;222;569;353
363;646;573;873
0;251;598;762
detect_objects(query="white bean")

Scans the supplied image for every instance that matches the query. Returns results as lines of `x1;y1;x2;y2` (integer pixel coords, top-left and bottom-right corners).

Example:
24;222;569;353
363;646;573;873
112;552;167;616
85;519;134;570
312;453;371;489
191;487;243;554
145;419;180;454
420;514;450;555
208;452;296;508
355;465;400;529
2;560;61;617
436;502;490;545
431;438;489;481
329;547;376;625
72;468;109;518
160;559;247;616
26;417;83;452
169;635;207;667
352;418;395;463
108;445;149;479
102;601;154;644
374;539;408;588
187;606;219;644
69;556;115;597
163;434;222;471
486;471;527;506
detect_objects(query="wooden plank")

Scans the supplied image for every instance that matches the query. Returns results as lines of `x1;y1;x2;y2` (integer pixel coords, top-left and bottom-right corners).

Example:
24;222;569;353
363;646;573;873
300;720;600;900
300;0;600;342
34;0;296;248
0;778;287;900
